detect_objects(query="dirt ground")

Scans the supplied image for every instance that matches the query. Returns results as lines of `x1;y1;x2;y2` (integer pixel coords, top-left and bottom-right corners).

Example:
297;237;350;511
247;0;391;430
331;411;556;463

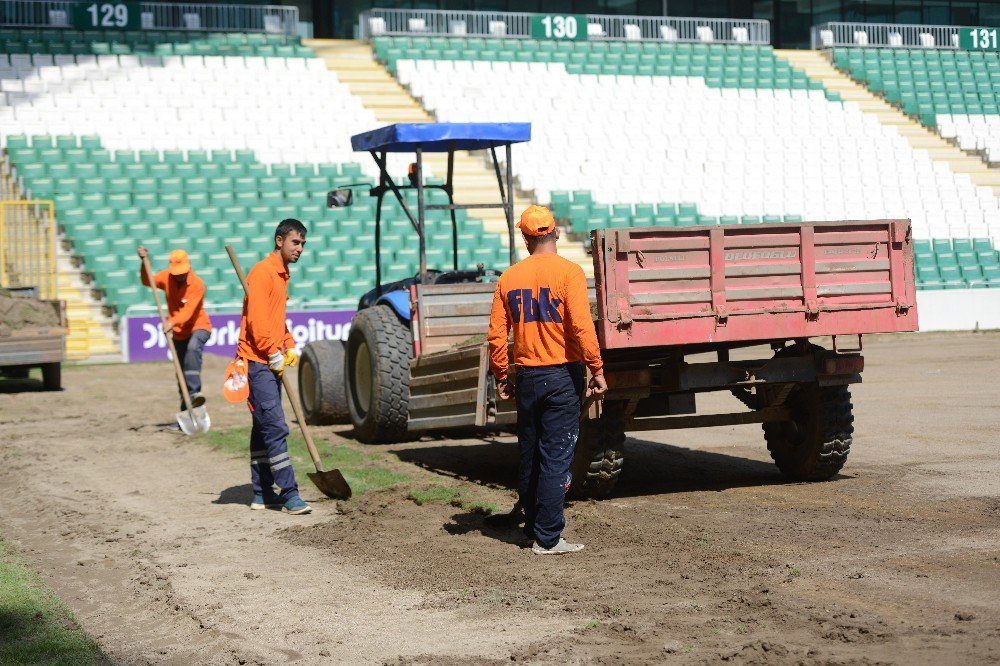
0;331;998;665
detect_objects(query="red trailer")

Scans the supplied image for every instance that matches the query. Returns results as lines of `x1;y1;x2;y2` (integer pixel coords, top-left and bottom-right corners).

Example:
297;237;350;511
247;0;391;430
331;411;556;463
563;219;918;496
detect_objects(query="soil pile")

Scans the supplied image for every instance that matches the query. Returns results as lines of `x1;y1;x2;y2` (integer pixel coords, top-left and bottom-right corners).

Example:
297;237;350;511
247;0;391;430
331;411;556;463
0;292;60;336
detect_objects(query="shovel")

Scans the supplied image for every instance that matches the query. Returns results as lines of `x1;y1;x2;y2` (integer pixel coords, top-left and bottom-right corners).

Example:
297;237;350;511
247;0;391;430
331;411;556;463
141;253;211;435
225;245;351;500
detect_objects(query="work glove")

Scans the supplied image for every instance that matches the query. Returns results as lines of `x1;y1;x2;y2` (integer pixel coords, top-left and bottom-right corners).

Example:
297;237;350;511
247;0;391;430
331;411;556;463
268;351;285;376
284;348;299;368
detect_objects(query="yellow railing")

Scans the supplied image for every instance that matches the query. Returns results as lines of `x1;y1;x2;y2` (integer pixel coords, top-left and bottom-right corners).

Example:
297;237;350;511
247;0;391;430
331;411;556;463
0;199;57;300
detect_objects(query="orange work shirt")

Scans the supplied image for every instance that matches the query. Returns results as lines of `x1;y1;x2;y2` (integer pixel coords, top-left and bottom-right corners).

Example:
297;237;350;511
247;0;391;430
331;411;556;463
140;267;212;341
487;253;603;381
237;251;295;364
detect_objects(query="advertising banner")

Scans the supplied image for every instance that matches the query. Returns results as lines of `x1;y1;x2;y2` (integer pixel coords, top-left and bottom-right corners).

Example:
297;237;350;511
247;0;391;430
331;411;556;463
124;309;355;362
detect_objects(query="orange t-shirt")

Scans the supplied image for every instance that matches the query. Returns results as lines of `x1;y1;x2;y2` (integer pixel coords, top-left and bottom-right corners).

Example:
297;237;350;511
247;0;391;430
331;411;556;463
140;267;212;341
487;253;603;381
237;252;295;363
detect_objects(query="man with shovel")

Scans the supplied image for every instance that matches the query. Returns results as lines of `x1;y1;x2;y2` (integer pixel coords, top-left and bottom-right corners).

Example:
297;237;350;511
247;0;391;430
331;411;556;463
138;246;212;412
237;219;311;515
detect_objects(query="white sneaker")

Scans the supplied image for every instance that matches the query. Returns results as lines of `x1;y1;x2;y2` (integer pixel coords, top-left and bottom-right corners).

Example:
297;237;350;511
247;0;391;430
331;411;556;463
531;538;584;555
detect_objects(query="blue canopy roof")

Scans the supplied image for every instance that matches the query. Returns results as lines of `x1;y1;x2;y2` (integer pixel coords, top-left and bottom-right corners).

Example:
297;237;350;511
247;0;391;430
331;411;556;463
351;122;531;153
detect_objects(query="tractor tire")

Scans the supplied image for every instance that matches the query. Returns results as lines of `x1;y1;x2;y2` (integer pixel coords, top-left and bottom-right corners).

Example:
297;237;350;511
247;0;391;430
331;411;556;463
299;339;349;425
763;382;854;481
569;400;626;499
345;305;412;443
41;363;61;391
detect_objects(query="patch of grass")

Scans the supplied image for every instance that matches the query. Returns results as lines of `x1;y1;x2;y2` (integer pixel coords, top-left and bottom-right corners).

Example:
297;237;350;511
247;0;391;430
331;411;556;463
407;486;461;506
202;427;409;496
406;486;497;514
583;620;600;631
0;537;103;665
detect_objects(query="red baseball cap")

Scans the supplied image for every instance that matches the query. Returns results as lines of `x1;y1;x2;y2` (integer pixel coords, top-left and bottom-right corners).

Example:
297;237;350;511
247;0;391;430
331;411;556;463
516;205;555;237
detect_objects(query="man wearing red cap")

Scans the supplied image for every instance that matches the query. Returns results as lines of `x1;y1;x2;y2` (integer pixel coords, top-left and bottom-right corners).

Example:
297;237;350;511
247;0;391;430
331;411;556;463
487;205;607;555
138;246;212;410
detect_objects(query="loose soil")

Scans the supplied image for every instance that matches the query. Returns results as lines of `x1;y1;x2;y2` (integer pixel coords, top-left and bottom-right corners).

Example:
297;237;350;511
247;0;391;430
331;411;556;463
0;292;60;336
0;332;998;664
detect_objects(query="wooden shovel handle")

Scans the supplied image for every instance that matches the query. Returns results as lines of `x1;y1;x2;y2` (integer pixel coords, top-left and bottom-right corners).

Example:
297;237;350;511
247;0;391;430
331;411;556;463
142;252;195;414
225;245;325;473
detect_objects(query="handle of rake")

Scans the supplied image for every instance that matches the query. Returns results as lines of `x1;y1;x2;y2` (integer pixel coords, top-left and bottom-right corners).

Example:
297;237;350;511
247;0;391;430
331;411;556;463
225;245;326;473
141;251;195;417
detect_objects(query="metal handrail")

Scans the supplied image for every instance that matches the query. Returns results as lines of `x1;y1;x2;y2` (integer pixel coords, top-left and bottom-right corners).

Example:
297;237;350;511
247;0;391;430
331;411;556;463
0;0;298;34
359;8;770;45
811;21;971;49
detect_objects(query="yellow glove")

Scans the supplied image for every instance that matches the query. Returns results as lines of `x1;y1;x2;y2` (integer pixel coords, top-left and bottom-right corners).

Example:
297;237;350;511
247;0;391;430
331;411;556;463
284;348;299;368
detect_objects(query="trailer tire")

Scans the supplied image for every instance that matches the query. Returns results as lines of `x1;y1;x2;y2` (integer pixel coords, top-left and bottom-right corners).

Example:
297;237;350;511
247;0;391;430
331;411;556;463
569;400;626;498
41;362;61;391
763;383;854;481
345;305;412;443
299;340;349;425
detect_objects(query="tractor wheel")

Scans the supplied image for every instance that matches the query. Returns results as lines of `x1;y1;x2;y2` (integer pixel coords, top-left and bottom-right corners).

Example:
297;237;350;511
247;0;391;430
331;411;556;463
762;380;854;481
345;305;412;443
569;400;626;499
41;363;61;391
299;339;349;425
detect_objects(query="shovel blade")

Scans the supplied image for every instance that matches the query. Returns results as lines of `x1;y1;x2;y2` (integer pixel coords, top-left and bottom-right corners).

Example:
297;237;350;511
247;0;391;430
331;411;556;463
307;469;352;500
175;406;211;436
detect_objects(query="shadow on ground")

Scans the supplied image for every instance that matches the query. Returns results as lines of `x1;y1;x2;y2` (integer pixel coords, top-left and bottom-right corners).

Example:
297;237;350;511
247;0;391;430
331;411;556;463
212;484;255;505
393;434;797;499
0;378;48;394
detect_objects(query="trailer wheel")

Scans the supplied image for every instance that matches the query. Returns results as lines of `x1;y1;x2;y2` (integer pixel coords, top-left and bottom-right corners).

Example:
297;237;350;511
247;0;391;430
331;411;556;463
41;362;61;391
345;305;412;443
569;400;626;498
299;340;349;425
763;383;854;481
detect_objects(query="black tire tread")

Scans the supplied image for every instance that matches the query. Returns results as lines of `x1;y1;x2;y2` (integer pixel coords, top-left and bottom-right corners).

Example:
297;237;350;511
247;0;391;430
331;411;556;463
569;400;626;498
299;339;349;425
41;362;61;391
348;305;412;443
763;382;854;481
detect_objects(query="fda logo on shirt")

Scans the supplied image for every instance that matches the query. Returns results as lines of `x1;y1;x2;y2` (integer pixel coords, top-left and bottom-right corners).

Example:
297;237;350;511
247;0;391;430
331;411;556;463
507;288;563;323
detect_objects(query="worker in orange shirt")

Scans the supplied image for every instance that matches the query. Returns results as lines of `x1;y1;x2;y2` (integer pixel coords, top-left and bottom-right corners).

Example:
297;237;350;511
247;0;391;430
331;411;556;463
236;219;310;515
138;246;212;411
487;205;607;555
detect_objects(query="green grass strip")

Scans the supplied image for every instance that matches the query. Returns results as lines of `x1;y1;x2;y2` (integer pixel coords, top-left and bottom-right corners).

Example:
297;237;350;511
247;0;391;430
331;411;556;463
0;538;103;666
203;426;410;496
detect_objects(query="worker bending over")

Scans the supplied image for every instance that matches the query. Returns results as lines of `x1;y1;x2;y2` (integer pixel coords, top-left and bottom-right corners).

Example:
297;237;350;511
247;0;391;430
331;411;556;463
237;219;310;515
138;246;212;410
487;205;607;555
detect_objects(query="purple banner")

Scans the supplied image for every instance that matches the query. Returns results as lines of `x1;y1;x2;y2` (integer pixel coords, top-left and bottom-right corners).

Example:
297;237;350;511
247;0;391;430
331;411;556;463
124;309;356;362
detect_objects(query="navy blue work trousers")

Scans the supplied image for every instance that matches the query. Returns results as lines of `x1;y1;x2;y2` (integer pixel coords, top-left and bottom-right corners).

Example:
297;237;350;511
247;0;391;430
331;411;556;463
515;363;585;549
247;361;299;500
173;328;209;411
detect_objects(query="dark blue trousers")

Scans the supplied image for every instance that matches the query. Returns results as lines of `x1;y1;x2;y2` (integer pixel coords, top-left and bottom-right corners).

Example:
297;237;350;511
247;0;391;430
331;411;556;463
515;363;585;548
173;328;209;411
248;361;299;500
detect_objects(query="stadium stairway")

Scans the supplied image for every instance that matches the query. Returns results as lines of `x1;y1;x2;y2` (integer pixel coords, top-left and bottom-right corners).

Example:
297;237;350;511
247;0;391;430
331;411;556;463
777;49;1000;196
304;38;591;271
56;243;120;360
